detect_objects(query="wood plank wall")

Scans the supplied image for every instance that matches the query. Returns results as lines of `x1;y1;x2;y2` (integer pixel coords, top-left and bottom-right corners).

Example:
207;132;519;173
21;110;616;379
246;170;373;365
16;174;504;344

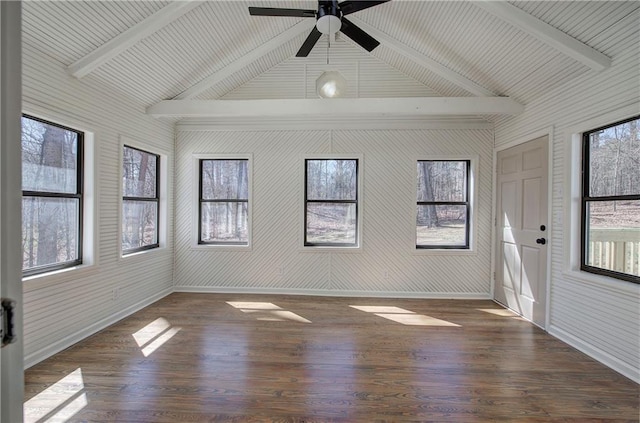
494;10;640;383
22;42;175;368
174;128;494;297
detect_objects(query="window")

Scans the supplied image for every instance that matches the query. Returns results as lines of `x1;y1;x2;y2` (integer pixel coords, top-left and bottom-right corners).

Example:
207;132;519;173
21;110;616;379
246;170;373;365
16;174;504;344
416;160;470;249
582;116;639;283
22;115;83;276
199;159;249;245
122;145;159;254
305;159;359;247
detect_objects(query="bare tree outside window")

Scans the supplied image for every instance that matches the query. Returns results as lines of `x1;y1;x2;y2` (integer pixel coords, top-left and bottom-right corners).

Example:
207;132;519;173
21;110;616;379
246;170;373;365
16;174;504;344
21;115;83;276
305;159;358;246
417;160;470;249
122;145;159;254
199;159;249;244
582;116;640;283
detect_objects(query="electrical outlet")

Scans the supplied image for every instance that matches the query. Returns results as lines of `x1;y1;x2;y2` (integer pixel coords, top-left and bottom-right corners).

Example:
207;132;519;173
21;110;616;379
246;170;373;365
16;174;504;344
112;288;119;301
277;267;284;276
383;270;390;279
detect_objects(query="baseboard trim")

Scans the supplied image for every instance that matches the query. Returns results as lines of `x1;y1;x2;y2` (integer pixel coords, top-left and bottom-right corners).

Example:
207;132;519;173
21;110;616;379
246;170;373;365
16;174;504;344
173;285;491;300
548;324;640;384
24;288;172;369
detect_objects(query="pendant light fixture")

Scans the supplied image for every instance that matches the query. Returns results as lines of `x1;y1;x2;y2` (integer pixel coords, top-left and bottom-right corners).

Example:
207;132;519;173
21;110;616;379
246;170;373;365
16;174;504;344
316;11;346;98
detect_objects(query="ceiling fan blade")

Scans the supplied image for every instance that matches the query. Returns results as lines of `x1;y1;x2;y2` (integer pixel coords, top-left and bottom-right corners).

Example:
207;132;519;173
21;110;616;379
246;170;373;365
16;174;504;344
340;17;380;52
296;27;323;57
249;7;316;18
339;0;390;16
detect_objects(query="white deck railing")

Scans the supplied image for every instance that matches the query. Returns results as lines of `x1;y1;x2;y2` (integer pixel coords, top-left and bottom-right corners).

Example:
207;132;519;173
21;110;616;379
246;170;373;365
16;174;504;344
588;228;640;276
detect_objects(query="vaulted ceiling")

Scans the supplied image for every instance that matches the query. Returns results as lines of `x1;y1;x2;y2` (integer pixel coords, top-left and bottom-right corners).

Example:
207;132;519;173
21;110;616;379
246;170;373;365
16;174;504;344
22;1;639;121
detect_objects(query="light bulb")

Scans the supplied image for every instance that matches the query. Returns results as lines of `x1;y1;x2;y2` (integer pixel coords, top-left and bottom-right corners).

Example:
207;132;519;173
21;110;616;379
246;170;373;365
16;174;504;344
321;81;338;97
316;71;347;98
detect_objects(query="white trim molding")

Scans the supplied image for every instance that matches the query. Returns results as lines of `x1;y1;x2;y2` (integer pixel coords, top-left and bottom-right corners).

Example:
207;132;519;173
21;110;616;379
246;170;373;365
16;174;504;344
118;135;170;259
301;153;364;252
148;97;524;118
348;16;496;97
491;127;554;329
68;2;204;78
473;1;611;71
175;20;315;100
191;153;253;251
549;325;639;384
413;155;480;255
174;285;492;300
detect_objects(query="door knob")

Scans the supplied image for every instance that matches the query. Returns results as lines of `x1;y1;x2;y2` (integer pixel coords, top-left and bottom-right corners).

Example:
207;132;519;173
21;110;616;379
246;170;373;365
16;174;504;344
540;225;546;231
536;238;546;245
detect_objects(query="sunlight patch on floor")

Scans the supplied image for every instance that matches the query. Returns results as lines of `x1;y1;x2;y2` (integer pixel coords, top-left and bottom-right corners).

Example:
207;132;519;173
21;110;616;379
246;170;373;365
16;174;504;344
132;317;182;357
349;305;460;327
24;368;87;423
227;301;311;323
478;308;518;317
226;301;281;310
375;313;460;326
349;305;413;314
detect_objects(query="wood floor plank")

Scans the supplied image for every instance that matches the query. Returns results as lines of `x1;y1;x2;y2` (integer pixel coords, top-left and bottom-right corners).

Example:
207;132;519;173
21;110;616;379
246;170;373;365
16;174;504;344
24;293;639;422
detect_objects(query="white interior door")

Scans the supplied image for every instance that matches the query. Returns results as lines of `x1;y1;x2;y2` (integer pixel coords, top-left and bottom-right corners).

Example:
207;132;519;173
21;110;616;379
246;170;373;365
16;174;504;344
1;2;25;422
494;136;549;327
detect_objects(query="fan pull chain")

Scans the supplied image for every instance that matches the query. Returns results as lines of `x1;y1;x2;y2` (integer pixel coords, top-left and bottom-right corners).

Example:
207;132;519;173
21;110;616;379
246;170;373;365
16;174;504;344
326;20;331;65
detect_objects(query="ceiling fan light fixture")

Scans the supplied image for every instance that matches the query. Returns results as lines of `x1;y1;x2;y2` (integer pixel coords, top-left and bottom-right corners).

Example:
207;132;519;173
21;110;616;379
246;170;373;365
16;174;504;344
316;70;347;98
316;14;341;35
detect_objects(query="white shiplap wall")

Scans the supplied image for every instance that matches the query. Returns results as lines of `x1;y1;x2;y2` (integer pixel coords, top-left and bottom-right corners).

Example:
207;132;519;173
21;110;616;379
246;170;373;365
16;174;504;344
22;42;175;368
174;127;493;297
494;18;640;382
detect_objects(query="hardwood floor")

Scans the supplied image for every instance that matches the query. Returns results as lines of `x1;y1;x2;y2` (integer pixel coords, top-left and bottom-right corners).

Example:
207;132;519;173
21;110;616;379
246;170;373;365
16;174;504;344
24;293;639;422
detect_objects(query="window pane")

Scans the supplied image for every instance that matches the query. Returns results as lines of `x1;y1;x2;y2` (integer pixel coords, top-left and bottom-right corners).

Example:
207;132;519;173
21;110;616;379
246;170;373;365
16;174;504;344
122;200;158;251
585;200;640;276
21;116;78;194
417;205;467;246
22;197;79;271
123;146;157;198
306;160;357;201
201;202;248;243
588;118;640;197
417;161;467;202
201;160;248;200
306;203;356;244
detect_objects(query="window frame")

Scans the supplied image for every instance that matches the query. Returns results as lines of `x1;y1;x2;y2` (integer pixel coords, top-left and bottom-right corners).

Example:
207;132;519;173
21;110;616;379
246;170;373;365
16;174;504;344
580;115;640;284
416;159;471;250
303;157;361;249
121;144;160;255
21;114;84;277
197;156;251;247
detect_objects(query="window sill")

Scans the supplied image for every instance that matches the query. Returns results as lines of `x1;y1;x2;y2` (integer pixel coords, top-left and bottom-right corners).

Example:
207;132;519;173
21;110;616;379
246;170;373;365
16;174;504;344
190;244;252;252
299;245;363;253
120;246;168;261
412;248;476;256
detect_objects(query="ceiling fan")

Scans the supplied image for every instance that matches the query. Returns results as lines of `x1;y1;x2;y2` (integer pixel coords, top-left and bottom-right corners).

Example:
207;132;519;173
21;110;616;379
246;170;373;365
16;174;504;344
249;0;390;57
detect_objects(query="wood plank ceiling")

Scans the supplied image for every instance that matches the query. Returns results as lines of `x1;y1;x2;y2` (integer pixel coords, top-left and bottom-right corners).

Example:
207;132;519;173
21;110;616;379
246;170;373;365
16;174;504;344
22;1;639;119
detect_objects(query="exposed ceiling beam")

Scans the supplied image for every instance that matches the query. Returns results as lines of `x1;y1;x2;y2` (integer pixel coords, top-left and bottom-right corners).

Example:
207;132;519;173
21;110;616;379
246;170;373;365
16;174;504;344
174;20;315;100
68;1;203;79
473;1;611;71
147;97;524;118
348;17;496;97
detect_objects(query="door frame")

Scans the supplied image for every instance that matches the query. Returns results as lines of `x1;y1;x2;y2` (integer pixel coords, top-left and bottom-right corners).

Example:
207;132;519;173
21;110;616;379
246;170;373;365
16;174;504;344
491;127;554;330
1;2;24;421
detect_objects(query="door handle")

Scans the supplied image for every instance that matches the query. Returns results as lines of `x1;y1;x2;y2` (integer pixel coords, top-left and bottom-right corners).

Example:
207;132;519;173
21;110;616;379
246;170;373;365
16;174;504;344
536;238;546;245
1;298;17;347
